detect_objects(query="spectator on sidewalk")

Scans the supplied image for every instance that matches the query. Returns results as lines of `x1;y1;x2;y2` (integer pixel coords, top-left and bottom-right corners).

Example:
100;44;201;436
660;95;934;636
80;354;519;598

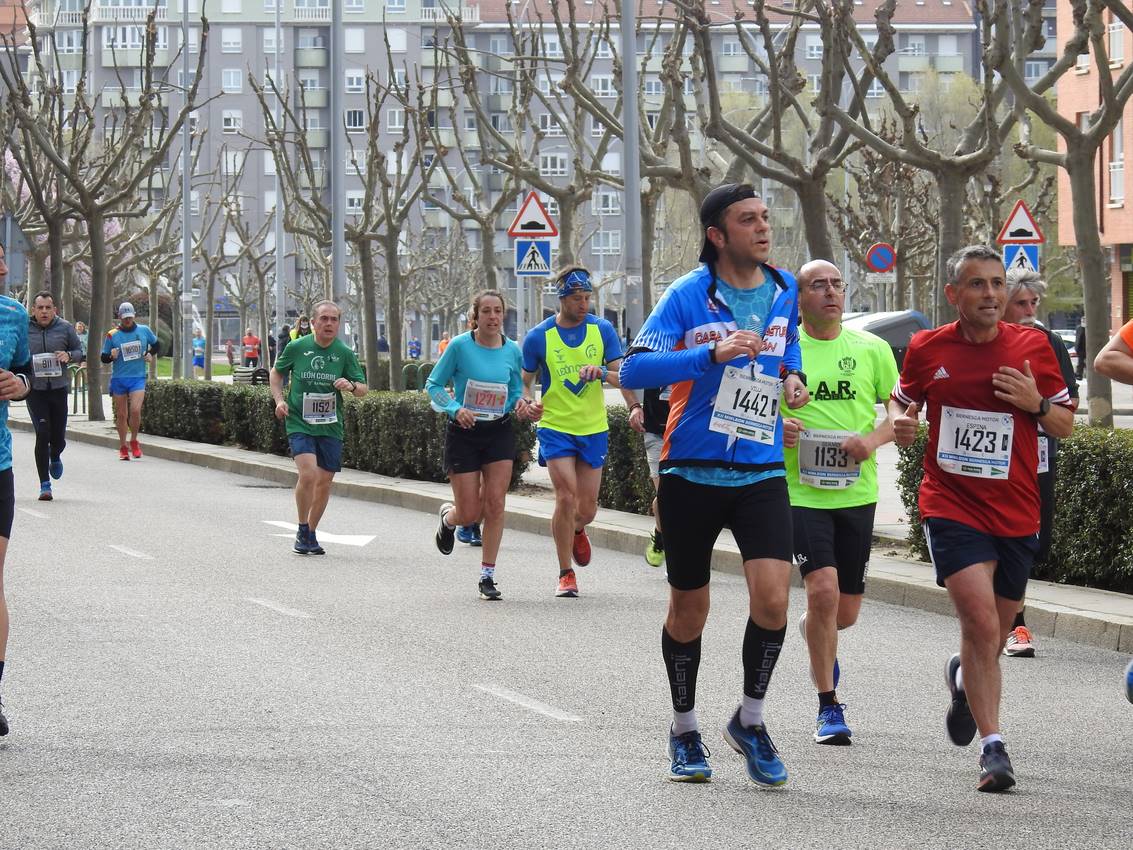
1075;318;1086;381
75;321;88;357
242;328;261;367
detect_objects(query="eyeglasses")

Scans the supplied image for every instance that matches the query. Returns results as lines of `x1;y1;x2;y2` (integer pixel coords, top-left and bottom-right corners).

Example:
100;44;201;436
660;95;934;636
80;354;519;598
805;279;846;293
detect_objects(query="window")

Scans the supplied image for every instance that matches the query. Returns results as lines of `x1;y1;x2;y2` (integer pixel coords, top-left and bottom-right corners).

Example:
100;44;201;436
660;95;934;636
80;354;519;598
592;191;620;216
154;26;169;50
222;109;242;133
463;112;476;131
592;75;615;97
645;110;660;130
545;198;560;218
61;69;79;94
937;34;958;56
596;40;612;59
223;150;245;175
297;32;325;49
220;27;242;52
538;72;562;96
643;78;663;97
264;150;276;175
387;108;405;130
592;118;607;138
489;36;509;57
386;28;406;53
177;69;198;88
222;69;243;93
904;35;925;56
808;74;821;93
387;0;406;9
264;190;277;212
346;190;364;213
391;68;407;89
103;26;143;50
539;113;564;137
1110;22;1125;64
805;36;822;60
263;29;284;53
539;154;568;177
722;38;740;57
222;0;241;12
491;74;514;95
753;77;768;96
1023;61;1045;82
684;75;696;95
1110;123;1125;202
55;30;84;54
345;28;365;53
264;0;276;9
866;79;885;98
345;109;365;131
544;35;562;58
190;190;200;215
346;70;365;93
602;151;621;175
298;72;320;91
303;114;325;131
593;230;622;255
489;112;512;132
346;0;363;8
1076;51;1090;71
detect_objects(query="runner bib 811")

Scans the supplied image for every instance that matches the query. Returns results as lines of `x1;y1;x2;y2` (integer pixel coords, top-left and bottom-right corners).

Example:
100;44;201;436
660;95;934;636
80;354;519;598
936;405;1014;479
709;366;780;444
32;352;62;378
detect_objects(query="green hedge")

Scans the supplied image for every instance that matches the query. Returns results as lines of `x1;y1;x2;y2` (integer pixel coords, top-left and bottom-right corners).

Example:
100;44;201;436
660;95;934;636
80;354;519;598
141;380;534;490
896;424;1133;594
598;406;656;515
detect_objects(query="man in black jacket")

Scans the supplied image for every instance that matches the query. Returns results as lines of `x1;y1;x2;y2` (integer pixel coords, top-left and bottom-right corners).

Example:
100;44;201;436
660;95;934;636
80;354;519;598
27;292;83;500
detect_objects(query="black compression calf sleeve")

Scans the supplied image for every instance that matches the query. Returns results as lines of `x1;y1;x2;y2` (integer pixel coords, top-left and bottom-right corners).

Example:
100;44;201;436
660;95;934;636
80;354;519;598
743;619;787;700
661;627;701;713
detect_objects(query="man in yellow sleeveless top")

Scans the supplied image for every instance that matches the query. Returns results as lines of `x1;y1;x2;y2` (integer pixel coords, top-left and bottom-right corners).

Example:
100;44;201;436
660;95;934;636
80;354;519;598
521;265;641;597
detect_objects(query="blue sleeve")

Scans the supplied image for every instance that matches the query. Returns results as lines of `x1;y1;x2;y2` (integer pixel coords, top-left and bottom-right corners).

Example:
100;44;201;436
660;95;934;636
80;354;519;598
521;327;545;373
599;320;624;362
783;292;802;372
101;331;113;357
507;343;524;412
13;314;29;369
425;339;461;418
146;326;159;354
621;345;712;389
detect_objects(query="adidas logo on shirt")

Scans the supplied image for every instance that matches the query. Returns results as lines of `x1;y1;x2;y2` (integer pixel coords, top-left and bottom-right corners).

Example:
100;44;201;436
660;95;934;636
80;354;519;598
932;366;950;381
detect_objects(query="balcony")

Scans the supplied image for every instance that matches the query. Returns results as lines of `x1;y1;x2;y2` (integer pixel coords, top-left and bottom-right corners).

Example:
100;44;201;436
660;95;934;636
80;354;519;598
295;47;328;68
717;55;748;74
101;86;144;107
897;53;930;73
302;129;328;148
933;54;964;73
102;48;171;68
426;127;456;148
420;5;479;23
1109;160;1125;204
292;6;330;22
28;9;84;28
93;4;170;23
296;86;328;108
299;167;326;188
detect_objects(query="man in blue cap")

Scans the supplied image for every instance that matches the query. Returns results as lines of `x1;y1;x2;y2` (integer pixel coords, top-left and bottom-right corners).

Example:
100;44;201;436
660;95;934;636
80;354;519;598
521;265;641;597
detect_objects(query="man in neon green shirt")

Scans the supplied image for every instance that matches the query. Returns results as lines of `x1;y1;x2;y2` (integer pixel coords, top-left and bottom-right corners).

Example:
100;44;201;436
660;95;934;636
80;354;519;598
521;266;640;598
782;259;899;745
271;300;368;556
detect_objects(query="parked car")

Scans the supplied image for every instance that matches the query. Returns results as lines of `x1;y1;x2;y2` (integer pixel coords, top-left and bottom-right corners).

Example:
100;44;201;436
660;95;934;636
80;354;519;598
1053;328;1076;358
841;310;932;369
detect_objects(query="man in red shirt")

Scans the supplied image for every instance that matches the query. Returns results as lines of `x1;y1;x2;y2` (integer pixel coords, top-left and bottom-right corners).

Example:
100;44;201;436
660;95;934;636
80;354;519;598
242;328;261;367
890;245;1073;793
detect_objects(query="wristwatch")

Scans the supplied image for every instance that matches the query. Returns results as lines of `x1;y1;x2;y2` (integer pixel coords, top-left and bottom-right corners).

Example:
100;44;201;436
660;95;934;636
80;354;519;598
707;340;718;364
1034;397;1051;417
783;368;807;387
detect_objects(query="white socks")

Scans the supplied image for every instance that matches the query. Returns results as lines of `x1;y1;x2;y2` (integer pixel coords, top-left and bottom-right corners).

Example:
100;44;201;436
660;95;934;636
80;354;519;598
739;695;765;728
671;709;698;736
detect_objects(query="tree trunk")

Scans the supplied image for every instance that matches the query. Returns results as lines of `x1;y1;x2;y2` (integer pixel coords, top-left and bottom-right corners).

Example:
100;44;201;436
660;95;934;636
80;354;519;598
933;172;968;326
797;178;836;261
27;258;43;302
205;270;217;381
640;192;656;321
557;197;576;267
382;232;406;391
479;222;499;291
45;218;64;305
257;275;269;366
894;180;907;311
62;262;74;322
357;239;381;384
85;209;108;421
148;272;159;381
171;278;183;380
1066;145;1114;427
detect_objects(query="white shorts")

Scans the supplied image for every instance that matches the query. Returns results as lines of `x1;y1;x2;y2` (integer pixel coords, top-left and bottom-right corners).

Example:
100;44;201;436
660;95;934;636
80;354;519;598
644;432;664;478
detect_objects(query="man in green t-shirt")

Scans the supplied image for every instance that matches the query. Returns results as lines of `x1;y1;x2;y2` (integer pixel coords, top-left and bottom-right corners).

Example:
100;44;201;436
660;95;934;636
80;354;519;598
270;300;367;555
781;259;899;746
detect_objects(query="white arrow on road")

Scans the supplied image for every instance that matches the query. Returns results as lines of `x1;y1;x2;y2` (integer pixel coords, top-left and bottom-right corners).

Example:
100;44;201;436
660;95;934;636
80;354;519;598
262;520;376;547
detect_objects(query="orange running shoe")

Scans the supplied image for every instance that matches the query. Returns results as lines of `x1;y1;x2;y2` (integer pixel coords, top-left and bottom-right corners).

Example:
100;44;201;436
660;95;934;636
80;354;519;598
1003;625;1035;658
130;439;142;458
572;528;592;567
555;570;579;598
118;445;130;461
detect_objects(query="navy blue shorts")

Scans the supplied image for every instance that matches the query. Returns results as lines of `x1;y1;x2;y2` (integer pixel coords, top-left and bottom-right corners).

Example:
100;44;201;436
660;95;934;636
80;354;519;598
288;433;343;473
537;427;608;469
923;517;1037;602
192;355;205;368
109;375;147;396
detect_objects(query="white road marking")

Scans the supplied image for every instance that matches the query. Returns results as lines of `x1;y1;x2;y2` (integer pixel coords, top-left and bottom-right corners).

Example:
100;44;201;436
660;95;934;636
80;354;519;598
263;520;375;547
18;507;48;519
109;544;152;559
247;597;313;619
472;684;582;722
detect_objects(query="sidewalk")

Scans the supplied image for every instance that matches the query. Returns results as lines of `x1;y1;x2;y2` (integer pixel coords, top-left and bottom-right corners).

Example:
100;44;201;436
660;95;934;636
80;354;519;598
11;402;1132;655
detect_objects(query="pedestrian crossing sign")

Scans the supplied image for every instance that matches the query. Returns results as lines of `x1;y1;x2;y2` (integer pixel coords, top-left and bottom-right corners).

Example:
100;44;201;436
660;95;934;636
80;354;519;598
515;239;552;276
1003;244;1040;274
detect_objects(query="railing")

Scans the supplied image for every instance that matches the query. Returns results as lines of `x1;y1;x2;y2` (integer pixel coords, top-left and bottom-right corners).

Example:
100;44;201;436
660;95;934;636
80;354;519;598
293;7;330;21
93;4;170;23
1109;160;1125;203
420;5;479;22
30;9;85;26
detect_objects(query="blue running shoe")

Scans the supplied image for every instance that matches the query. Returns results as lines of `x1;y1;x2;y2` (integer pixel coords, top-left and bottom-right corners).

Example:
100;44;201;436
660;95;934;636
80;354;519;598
38;482;52;502
799;611;841;690
307;531;325;555
456;525;476;544
469;523;482;546
293;529;311;555
723;709;788;787
945;652;977;746
814;703;852;745
667;729;712;782
1124;659;1133;704
49;457;63;480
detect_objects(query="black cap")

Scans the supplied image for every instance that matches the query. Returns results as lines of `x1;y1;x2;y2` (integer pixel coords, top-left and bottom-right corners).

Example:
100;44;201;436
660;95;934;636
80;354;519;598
698;182;758;264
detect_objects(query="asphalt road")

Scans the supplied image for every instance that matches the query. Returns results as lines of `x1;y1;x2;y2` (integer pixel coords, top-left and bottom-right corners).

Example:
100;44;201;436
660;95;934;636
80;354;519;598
2;432;1131;849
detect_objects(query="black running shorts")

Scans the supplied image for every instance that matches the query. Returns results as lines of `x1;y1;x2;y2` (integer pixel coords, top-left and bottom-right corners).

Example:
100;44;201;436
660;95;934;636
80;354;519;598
0;467;13;539
923;516;1037;602
792;503;876;595
444;417;516;474
657;473;793;591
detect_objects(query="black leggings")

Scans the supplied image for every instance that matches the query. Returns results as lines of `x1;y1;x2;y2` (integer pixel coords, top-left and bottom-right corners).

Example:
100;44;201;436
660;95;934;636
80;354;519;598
26;388;68;483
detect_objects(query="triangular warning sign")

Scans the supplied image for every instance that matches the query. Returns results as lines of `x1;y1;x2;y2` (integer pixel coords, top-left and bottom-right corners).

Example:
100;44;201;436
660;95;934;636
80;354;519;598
508;192;559;238
996;200;1044;244
518;242;550;273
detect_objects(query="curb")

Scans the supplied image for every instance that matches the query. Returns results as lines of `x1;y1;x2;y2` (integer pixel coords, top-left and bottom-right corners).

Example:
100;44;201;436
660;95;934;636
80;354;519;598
15;417;1132;655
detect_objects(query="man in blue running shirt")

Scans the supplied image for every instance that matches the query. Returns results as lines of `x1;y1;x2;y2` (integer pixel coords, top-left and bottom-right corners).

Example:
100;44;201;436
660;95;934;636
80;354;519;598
622;184;809;787
0;274;33;736
101;301;158;460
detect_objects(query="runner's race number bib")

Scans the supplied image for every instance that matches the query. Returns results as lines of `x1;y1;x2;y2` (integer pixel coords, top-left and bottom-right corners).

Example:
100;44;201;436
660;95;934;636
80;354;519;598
709;367;780;444
1037;434;1050;475
799;429;862;489
463;379;508;421
31;352;62;378
937;406;1013;479
120;340;143;362
302;392;337;425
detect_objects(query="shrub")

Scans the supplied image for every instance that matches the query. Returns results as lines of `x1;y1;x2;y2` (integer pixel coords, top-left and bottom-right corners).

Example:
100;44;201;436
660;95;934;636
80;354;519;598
598;406;655;515
140;380;226;444
895;424;1133;594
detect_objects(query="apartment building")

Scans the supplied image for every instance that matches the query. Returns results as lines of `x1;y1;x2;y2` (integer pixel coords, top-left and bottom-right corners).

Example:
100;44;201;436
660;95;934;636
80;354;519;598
20;0;983;342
